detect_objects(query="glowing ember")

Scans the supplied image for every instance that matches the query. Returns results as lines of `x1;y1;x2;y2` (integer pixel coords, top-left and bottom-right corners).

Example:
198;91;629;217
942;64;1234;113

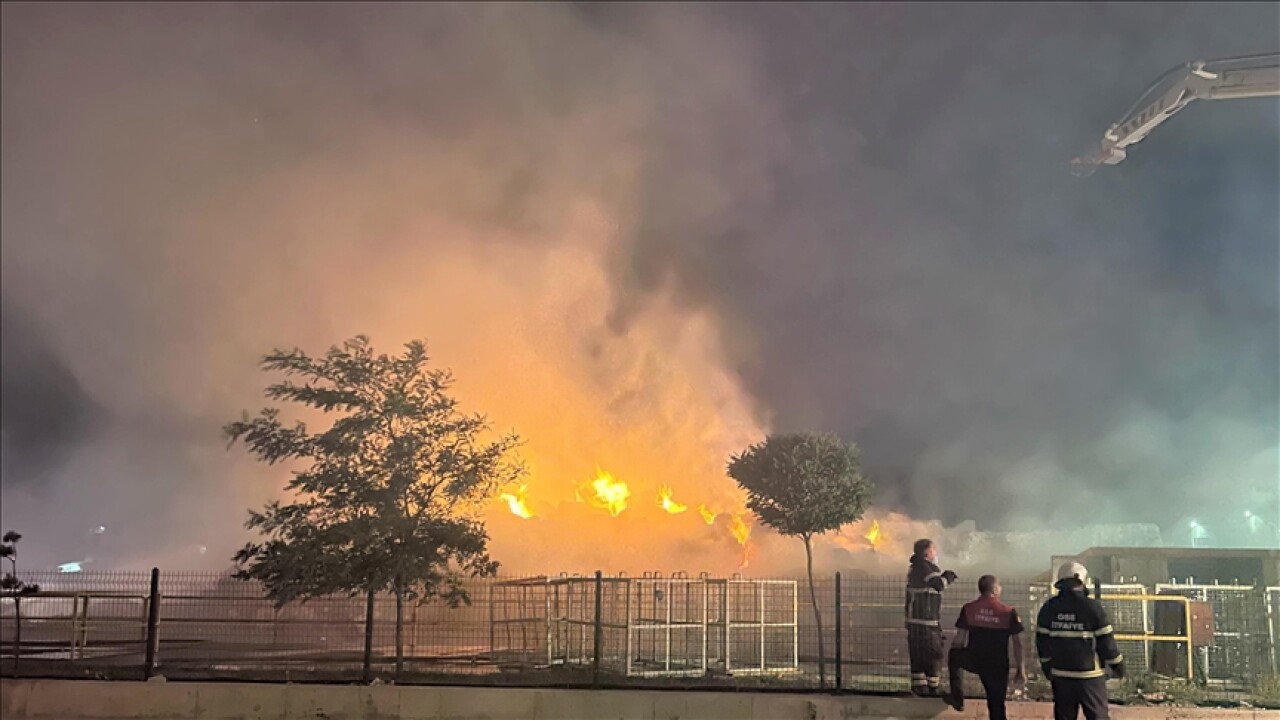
657;485;687;514
699;504;719;525
585;470;631;517
500;485;534;519
865;519;882;549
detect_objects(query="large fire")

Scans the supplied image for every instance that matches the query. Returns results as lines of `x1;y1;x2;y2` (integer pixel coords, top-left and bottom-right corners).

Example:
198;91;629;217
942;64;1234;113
369;204;768;575
492;467;758;569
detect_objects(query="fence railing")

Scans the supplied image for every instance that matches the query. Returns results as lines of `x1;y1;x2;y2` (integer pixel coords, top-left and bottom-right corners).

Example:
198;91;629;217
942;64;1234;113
2;570;1278;704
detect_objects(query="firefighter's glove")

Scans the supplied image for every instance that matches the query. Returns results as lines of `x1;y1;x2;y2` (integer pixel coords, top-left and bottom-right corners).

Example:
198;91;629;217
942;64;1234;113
1109;661;1127;680
942;570;958;584
1040;662;1053;679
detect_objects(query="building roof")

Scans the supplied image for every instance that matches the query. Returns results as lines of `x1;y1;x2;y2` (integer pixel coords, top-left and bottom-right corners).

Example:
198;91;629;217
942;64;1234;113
1071;546;1280;560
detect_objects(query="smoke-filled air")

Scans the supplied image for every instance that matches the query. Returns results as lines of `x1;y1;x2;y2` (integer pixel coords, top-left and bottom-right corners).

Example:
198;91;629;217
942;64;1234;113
2;3;1277;578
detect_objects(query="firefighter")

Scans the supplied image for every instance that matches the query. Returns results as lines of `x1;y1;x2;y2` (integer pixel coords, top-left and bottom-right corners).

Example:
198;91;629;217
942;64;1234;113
1036;562;1127;720
946;575;1027;720
905;538;958;696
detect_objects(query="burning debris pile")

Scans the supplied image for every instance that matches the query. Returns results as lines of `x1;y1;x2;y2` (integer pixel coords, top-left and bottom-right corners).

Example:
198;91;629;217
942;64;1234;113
484;464;1150;578
490;468;757;573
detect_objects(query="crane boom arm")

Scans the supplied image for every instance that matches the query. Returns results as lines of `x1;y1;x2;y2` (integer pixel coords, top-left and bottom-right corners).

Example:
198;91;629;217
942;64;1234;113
1071;52;1280;176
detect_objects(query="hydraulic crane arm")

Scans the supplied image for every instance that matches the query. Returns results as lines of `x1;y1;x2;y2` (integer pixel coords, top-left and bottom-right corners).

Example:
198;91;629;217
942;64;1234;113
1070;52;1280;177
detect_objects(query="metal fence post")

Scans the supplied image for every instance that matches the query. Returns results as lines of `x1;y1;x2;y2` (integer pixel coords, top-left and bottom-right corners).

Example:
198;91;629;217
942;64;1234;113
362;589;376;684
143;568;161;679
593;570;604;687
1093;578;1102;601
834;572;843;692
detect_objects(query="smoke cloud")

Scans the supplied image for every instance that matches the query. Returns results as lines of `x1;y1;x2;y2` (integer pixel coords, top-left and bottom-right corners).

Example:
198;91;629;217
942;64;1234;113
1;3;1276;574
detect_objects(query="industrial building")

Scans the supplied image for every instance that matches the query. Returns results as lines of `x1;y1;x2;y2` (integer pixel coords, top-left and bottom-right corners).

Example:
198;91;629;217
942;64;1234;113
1048;546;1280;586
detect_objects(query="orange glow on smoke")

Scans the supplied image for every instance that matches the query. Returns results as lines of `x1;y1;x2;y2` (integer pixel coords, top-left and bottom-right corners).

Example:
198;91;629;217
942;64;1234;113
657;485;687;514
500;485;534;519
582;470;631;517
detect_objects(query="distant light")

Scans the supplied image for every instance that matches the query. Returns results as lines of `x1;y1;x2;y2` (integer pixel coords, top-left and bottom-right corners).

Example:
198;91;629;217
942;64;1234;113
1243;510;1253;519
93;525;106;534
58;562;82;573
1189;520;1200;529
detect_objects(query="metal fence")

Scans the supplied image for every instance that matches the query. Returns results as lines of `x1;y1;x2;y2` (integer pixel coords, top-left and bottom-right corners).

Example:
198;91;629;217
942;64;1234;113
1153;582;1275;686
2;570;1278;705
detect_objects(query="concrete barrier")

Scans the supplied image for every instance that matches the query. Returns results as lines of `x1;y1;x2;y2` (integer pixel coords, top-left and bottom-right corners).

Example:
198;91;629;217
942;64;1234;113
2;679;1278;720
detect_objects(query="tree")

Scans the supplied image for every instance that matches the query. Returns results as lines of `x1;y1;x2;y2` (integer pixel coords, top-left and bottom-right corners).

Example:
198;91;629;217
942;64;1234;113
727;432;873;687
226;336;523;676
1;531;40;674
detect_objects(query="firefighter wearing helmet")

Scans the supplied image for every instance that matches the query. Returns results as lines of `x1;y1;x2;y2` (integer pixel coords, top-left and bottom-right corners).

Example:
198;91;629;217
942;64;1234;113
1036;561;1127;720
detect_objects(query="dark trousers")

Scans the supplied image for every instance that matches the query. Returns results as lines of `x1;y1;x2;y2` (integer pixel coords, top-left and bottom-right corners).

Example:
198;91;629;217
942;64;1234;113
907;624;944;690
1051;677;1110;720
948;647;1009;720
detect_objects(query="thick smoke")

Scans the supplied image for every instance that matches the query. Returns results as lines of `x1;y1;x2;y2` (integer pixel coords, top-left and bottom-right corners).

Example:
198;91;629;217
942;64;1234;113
1;3;1276;573
610;3;1280;538
1;300;102;483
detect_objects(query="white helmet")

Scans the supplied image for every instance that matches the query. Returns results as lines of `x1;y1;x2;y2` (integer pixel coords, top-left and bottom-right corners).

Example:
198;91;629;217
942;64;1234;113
1057;561;1089;585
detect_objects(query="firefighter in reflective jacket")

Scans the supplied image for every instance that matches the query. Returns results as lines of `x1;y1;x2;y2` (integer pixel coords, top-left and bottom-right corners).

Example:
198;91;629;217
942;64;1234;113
905;538;958;695
1036;562;1127;720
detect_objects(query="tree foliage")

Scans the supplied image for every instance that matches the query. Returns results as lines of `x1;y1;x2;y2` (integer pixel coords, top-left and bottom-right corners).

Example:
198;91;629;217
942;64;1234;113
2;530;39;673
728;432;873;541
1;531;39;595
226;336;523;612
727;431;873;687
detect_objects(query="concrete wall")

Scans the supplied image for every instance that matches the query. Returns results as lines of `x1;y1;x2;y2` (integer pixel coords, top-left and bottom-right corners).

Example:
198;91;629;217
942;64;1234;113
2;679;1279;720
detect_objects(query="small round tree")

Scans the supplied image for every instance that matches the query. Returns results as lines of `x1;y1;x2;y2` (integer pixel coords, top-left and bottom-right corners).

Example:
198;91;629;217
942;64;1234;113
727;432;873;687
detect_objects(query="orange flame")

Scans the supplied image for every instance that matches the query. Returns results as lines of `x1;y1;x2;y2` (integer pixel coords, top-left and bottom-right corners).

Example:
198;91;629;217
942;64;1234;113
584;470;630;517
500;485;534;519
729;513;751;545
698;504;719;525
657;485;687;514
728;513;752;569
865;519;882;549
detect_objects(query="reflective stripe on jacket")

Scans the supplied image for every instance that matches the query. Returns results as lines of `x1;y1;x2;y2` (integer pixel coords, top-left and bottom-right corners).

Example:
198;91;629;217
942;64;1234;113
1035;580;1124;680
905;555;952;625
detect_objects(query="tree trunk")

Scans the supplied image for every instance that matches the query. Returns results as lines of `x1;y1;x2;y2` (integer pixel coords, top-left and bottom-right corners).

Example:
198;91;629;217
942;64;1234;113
394;583;405;679
12;595;21;676
804;534;825;687
362;589;375;684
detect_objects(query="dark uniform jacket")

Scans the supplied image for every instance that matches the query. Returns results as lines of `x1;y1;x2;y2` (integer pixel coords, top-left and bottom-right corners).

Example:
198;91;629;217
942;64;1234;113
905;554;953;627
1035;580;1126;680
956;595;1024;669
